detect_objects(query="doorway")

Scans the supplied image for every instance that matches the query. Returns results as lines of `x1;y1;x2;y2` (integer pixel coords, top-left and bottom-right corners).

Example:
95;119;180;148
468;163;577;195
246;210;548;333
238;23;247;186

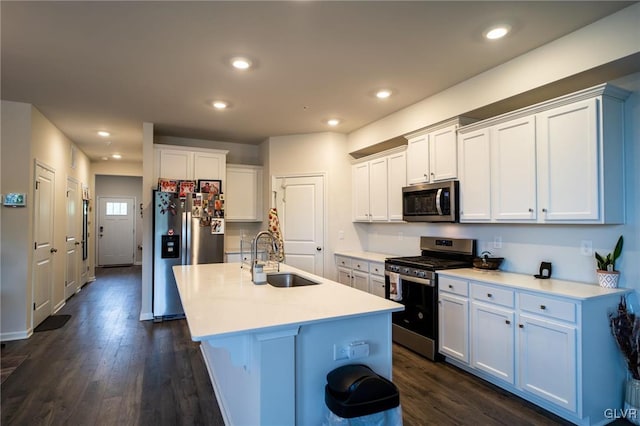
97;197;135;266
272;174;325;276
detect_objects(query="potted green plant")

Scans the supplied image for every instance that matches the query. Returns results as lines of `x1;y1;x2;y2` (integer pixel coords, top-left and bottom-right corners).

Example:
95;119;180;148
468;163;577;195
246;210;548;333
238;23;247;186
595;235;623;288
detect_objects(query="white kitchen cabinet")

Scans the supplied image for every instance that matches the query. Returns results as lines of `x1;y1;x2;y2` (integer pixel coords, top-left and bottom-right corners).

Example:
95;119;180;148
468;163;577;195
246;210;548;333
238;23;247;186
352;147;406;223
490;116;537;221
352;270;369;293
369;262;386;298
405;118;475;185
457;83;629;224
438;276;469;364
337;267;352;286
154;145;227;182
458;128;491;221
470;283;515;384
226;165;263;222
438;269;628;425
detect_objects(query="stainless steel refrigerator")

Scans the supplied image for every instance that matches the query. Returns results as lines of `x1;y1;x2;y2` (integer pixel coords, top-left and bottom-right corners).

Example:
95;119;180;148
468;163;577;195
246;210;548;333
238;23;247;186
153;190;224;319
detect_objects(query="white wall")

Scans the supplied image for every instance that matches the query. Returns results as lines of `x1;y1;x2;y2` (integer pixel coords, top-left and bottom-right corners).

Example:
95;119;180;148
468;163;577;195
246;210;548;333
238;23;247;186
95;175;143;264
1;101;91;340
265;132;358;279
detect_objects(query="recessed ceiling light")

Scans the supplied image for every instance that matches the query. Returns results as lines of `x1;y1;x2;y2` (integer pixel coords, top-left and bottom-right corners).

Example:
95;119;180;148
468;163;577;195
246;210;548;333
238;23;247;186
111;154;122;159
376;90;392;99
101;156;108;161
97;131;110;137
212;101;228;110
231;57;252;70
485;25;511;40
327;118;341;126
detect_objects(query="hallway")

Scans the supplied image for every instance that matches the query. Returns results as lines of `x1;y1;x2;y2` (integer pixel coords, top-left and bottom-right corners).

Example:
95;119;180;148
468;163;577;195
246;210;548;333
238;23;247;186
1;266;223;425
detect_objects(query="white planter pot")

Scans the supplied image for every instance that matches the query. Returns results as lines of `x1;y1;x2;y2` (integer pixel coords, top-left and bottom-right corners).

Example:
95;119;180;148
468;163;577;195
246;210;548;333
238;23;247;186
597;270;620;288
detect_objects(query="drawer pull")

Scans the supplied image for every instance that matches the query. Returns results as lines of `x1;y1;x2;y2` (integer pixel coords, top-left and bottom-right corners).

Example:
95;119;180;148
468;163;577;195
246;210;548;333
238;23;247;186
357;264;360;268
540;305;546;310
487;293;492;298
528;208;533;212
519;324;524;329
448;285;453;289
505;320;511;325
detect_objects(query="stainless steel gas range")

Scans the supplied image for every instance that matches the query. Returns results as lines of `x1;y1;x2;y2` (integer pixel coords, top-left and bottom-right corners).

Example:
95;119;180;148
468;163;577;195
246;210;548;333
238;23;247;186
384;236;476;361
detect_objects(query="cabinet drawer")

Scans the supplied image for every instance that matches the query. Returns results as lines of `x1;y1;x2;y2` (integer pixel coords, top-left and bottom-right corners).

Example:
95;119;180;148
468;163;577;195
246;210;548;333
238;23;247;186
471;283;514;308
519;293;576;323
336;256;352;268
352;260;369;272
370;262;384;276
439;276;468;297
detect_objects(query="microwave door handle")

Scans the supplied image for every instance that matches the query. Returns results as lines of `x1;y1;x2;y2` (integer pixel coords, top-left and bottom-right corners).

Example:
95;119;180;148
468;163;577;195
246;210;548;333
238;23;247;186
435;188;443;215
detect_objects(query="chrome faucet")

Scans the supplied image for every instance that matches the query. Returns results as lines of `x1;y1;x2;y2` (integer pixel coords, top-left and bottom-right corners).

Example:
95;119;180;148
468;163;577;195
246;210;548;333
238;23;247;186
252;230;279;281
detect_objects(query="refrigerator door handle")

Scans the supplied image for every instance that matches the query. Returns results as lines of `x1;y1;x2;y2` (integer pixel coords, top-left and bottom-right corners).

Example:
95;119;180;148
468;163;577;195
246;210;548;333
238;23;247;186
182;209;188;265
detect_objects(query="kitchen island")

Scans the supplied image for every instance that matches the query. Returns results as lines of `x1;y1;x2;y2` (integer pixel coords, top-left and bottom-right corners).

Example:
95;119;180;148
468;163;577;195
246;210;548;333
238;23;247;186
173;262;403;425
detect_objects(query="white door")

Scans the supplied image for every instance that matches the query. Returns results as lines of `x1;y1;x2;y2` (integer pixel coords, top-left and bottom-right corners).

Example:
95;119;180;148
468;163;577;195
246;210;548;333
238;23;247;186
97;197;135;266
33;163;55;328
273;175;324;276
65;177;80;299
438;292;469;363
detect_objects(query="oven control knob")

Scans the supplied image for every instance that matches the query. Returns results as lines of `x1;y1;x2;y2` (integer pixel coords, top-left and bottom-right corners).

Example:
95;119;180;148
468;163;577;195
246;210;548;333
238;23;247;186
417;271;426;278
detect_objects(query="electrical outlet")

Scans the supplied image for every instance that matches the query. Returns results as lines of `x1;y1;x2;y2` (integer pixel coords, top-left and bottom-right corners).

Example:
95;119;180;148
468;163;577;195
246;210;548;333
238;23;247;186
493;236;502;249
333;344;348;360
338;230;344;240
580;240;593;256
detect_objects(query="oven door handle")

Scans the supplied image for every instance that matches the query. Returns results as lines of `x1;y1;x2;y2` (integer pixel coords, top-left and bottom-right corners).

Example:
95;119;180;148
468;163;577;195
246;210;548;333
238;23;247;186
385;271;434;287
435;188;443;215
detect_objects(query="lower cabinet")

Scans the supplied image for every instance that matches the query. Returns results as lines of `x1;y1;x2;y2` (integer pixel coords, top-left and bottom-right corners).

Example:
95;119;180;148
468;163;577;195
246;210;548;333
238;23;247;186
335;255;387;298
369;262;386;298
438;272;627;425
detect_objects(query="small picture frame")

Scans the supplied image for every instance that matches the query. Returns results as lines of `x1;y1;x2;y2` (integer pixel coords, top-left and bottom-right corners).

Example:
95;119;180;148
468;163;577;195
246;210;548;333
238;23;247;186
158;178;178;193
198;179;222;195
211;219;224;234
179;180;196;198
3;193;26;207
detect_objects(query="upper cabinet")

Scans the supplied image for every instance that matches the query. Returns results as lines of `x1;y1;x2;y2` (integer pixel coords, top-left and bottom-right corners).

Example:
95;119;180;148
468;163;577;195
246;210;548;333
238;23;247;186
458;83;629;224
405;117;476;185
226;164;263;222
154;145;228;182
352;146;406;223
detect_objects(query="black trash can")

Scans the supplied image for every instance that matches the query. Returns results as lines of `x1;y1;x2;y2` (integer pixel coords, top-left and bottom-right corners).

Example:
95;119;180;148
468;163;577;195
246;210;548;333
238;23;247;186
324;364;402;425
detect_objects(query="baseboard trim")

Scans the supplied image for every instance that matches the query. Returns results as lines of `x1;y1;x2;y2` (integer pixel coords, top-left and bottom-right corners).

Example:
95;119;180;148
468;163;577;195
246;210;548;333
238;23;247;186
139;311;154;321
53;300;66;314
1;329;32;342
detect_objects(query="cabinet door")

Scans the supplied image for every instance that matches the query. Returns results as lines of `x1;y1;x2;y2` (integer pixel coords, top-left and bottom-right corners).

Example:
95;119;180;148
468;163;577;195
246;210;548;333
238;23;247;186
536;98;599;222
193;152;225;181
406;135;430;185
337;267;352;286
438;292;469;363
369;274;386;298
226;166;262;221
387;151;407;221
471;302;515;384
458;128;491;222
518;313;577;413
352;162;371;221
430;125;458;181
368;157;388;221
352;270;369;292
158;149;192;180
491;116;537;221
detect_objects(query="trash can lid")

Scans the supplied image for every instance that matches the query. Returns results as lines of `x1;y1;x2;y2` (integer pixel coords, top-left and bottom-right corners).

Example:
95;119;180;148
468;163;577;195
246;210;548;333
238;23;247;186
325;364;399;418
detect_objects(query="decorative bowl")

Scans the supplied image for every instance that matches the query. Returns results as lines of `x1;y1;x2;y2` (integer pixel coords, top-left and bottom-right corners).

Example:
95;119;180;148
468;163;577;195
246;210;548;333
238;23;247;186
472;257;504;270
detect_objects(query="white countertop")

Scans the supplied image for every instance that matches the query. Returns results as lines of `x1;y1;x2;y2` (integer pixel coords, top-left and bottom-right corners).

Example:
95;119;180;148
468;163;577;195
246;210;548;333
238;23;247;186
439;268;630;300
173;262;404;341
334;251;398;263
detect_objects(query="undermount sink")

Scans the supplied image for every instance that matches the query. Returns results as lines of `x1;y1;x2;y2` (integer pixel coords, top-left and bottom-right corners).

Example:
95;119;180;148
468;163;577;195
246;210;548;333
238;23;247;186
267;272;320;288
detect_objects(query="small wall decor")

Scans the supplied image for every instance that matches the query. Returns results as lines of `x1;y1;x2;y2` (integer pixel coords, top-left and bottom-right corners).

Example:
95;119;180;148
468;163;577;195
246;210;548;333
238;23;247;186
179;180;196;198
158;178;178;193
198;179;222;195
2;193;26;207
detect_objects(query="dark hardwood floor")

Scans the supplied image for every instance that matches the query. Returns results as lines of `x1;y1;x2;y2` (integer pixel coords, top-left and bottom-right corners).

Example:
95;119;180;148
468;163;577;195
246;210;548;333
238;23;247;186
1;266;618;425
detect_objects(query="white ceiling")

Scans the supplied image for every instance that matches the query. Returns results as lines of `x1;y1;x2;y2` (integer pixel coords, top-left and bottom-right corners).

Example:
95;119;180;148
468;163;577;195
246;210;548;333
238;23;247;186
1;1;635;162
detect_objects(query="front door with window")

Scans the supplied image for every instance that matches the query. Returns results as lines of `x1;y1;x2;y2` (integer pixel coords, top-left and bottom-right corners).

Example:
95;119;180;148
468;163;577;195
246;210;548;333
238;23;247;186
97;197;135;266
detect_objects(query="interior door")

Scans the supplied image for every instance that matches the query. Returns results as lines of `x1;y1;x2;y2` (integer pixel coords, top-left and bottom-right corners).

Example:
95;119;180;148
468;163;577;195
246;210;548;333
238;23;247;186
97;196;135;266
273;175;324;276
33;163;55;328
65;177;80;299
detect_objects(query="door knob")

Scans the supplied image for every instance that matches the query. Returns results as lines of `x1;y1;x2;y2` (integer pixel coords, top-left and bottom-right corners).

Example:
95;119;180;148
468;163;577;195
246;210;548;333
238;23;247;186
50;248;58;253
316;247;322;251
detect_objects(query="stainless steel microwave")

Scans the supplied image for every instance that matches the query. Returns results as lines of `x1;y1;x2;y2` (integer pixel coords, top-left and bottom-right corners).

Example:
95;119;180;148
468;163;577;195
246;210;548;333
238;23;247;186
402;180;459;222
